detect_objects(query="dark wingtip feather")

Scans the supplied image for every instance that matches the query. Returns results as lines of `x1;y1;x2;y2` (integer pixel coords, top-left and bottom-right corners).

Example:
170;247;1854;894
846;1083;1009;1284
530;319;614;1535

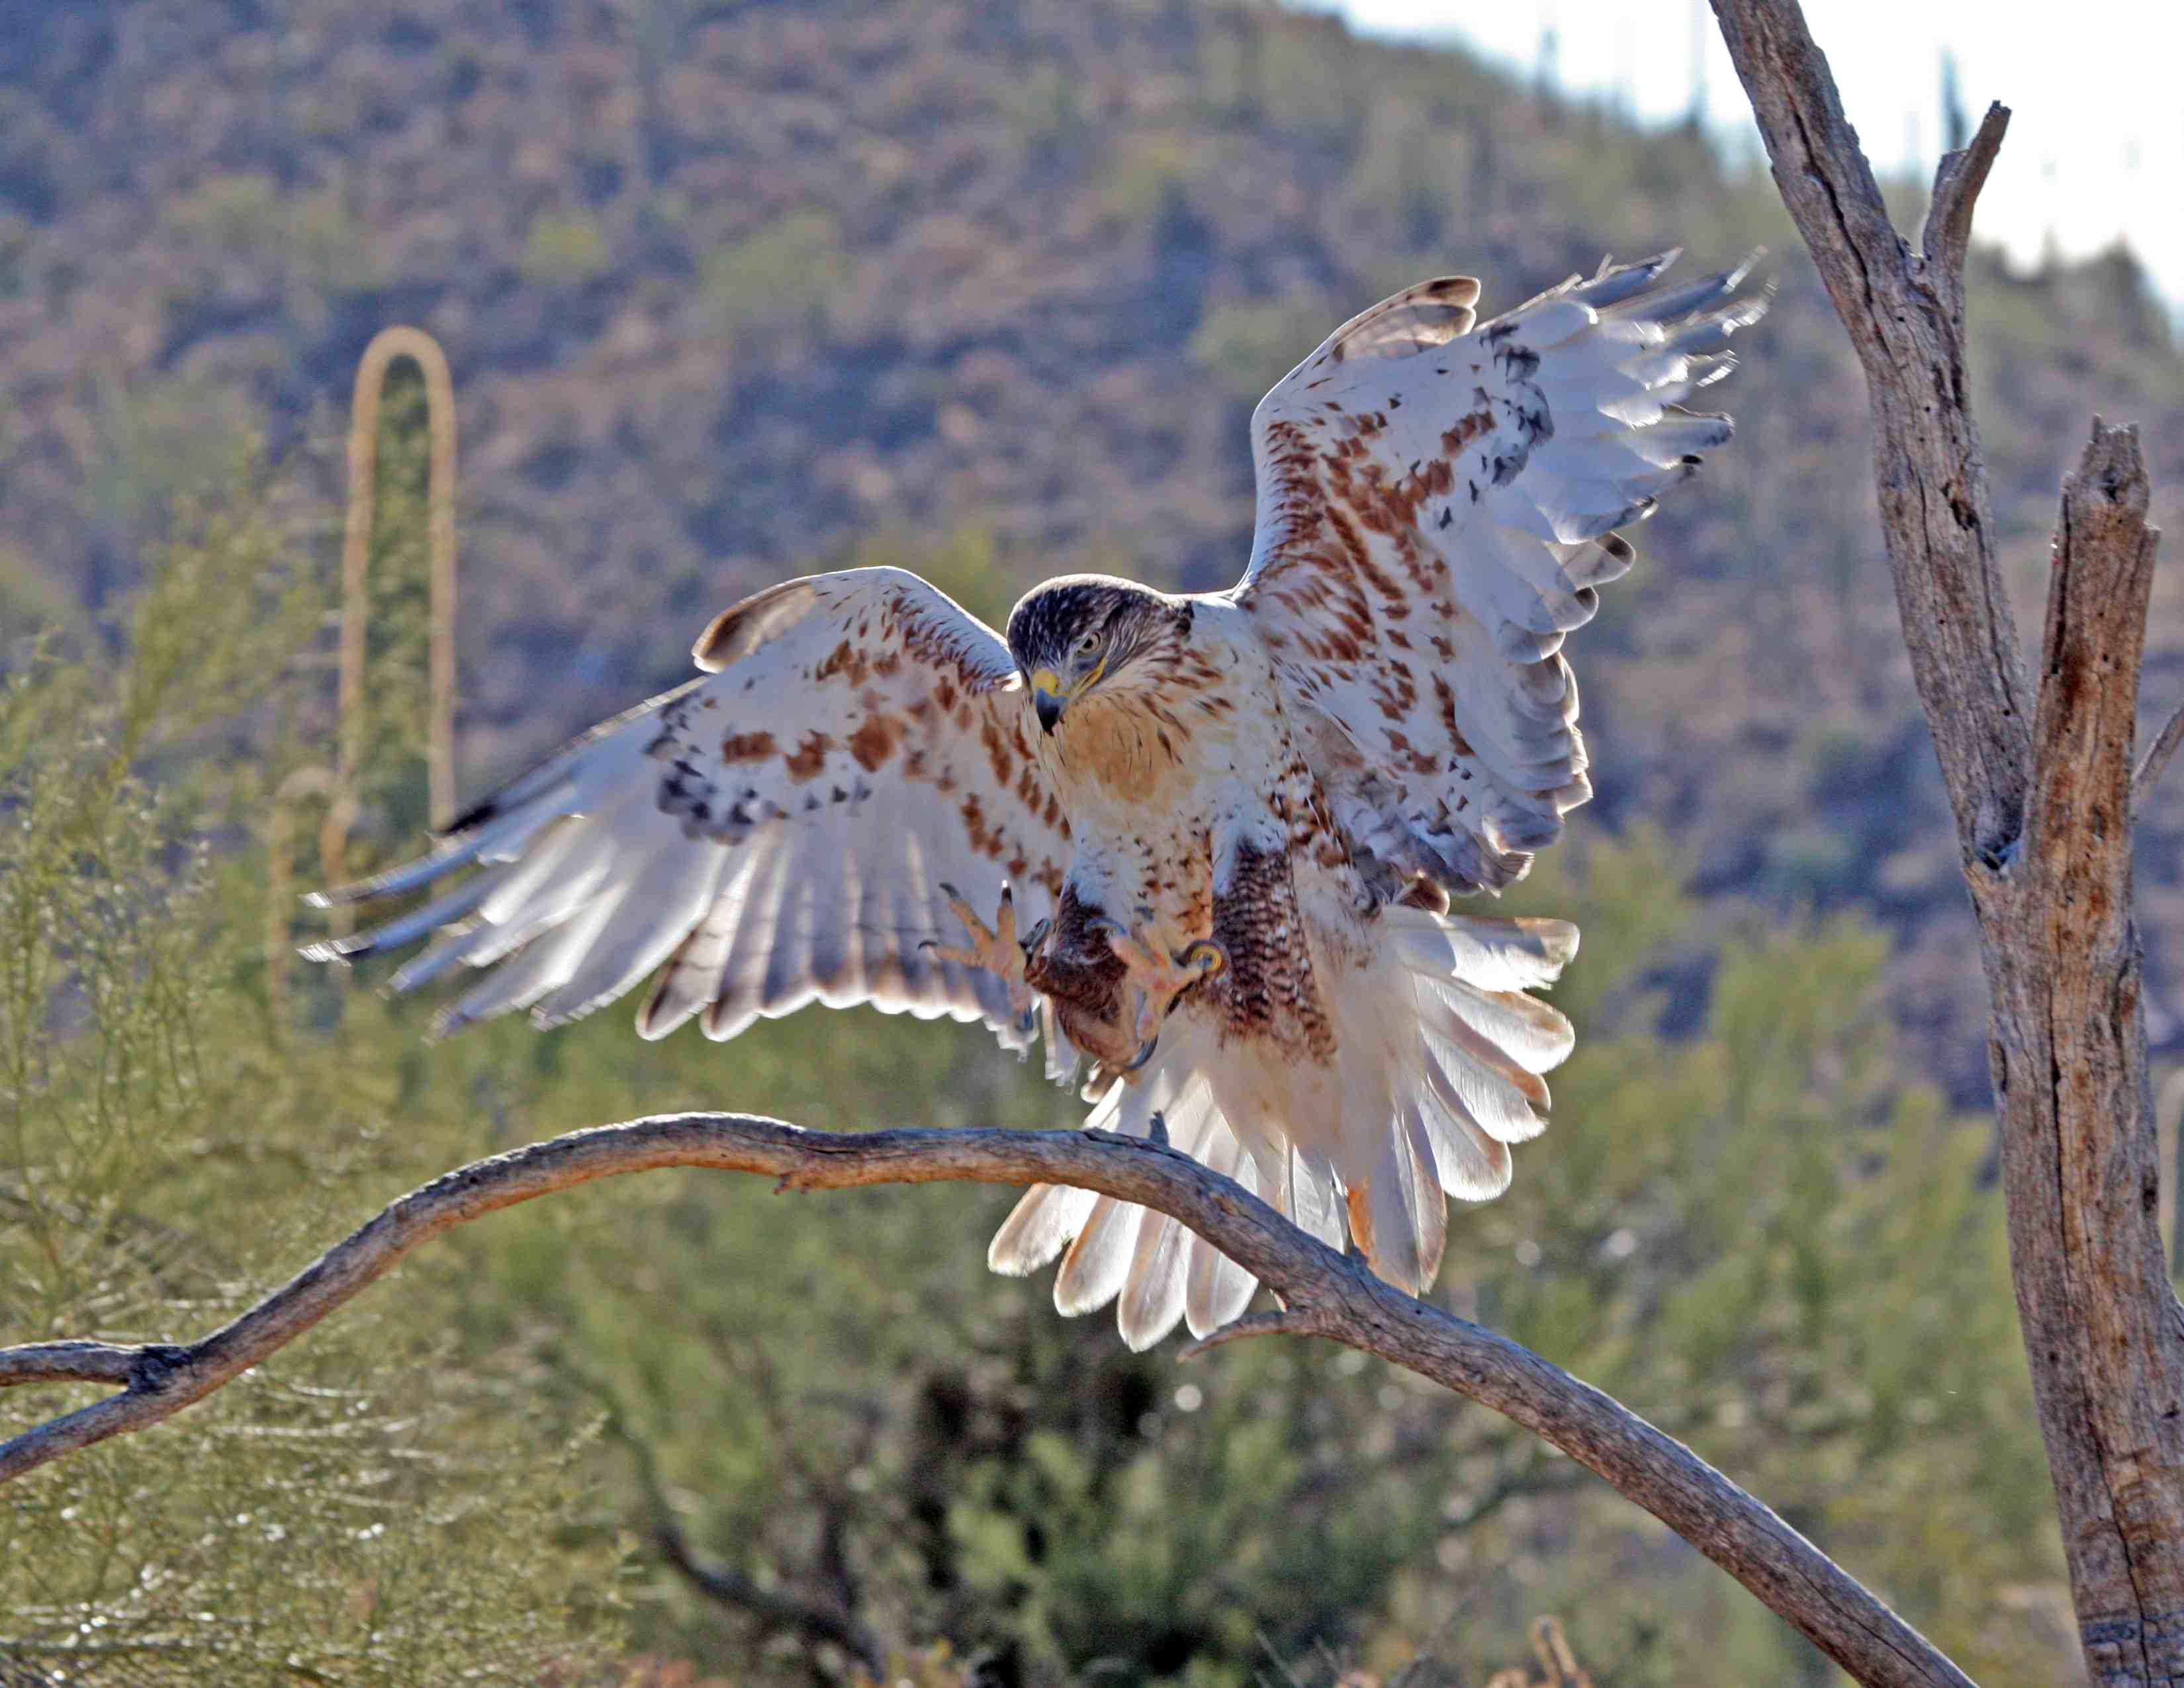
306;844;471;908
433;792;506;839
297;928;388;964
692;578;822;671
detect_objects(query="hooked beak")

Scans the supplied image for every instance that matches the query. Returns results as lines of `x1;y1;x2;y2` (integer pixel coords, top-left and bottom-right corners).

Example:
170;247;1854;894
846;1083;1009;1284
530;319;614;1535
1030;668;1068;735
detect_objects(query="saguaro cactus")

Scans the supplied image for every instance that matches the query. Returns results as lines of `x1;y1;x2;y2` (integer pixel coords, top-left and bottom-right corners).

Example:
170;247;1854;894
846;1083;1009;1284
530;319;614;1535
326;326;460;937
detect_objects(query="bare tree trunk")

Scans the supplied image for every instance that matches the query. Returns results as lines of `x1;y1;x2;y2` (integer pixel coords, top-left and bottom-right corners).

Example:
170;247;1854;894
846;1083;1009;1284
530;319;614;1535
1710;5;2184;1681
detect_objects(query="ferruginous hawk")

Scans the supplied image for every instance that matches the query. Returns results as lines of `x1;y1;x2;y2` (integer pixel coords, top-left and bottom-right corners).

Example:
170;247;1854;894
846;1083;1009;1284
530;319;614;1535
310;253;1765;1348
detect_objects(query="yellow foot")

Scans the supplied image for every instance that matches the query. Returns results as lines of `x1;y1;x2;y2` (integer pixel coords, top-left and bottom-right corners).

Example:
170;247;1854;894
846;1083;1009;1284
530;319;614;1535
1090;914;1228;1054
923;882;1046;1033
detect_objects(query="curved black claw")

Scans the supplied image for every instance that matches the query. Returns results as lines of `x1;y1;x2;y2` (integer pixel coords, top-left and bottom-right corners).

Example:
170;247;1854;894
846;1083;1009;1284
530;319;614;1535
1175;937;1229;977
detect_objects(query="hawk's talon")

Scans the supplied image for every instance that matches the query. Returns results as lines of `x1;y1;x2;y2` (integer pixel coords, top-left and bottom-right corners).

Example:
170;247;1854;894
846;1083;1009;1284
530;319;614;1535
1093;917;1228;1047
925;881;1037;1027
1079;1029;1162;1089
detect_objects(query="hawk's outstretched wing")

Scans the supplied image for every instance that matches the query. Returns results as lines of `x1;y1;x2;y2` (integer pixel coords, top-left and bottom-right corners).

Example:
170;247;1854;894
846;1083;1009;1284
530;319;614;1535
310;567;1074;1066
1234;252;1765;898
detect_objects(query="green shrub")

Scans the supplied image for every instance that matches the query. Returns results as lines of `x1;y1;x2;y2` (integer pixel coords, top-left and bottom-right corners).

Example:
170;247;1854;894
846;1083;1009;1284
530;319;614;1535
522;210;613;286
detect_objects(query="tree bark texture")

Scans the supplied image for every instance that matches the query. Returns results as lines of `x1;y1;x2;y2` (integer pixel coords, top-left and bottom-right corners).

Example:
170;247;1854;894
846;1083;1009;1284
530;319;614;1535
1711;4;2182;1681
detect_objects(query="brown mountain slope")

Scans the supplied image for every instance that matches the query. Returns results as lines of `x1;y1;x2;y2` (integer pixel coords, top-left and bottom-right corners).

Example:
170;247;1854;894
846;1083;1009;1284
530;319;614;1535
3;0;2183;1097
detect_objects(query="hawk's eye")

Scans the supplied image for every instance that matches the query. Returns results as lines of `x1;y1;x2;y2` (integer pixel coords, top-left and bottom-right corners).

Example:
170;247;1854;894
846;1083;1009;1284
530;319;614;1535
1076;631;1103;657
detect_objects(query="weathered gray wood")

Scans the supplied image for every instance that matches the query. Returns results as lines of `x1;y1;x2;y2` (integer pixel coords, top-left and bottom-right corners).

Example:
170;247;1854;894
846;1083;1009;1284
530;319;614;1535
2018;424;2184;1688
2;1112;1972;1688
1711;4;2181;1682
1714;8;2028;866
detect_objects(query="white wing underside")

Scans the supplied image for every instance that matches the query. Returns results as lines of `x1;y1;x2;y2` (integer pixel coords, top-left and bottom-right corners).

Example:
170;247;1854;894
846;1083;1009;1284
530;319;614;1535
311;568;1078;1075
1237;252;1766;897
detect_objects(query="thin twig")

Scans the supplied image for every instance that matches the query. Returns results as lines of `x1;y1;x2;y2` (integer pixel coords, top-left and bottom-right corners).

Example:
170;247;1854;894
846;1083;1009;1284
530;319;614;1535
1176;1307;1327;1361
0;1340;142;1387
1;1111;1973;1688
2134;702;2184;821
1255;1628;1312;1688
574;1364;886;1675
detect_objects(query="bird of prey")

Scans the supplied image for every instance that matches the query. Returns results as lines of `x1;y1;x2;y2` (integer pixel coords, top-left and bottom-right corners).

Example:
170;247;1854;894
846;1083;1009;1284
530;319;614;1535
311;253;1764;1349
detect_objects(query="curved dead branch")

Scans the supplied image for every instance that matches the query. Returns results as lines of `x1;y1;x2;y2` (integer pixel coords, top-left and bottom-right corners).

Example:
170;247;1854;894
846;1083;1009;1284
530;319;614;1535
3;1113;1972;1688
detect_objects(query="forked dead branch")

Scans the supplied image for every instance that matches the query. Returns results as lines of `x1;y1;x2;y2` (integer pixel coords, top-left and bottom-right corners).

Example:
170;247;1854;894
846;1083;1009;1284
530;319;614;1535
1713;3;2178;1684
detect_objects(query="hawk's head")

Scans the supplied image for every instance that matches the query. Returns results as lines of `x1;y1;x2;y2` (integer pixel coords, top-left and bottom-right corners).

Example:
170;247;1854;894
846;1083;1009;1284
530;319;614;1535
1005;575;1191;734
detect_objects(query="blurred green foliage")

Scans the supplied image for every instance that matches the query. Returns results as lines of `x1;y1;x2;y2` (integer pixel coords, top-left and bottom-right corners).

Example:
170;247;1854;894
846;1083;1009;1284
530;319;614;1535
1188;297;1331;402
699;210;851;342
0;462;623;1684
87;378;263;550
523;210;615;287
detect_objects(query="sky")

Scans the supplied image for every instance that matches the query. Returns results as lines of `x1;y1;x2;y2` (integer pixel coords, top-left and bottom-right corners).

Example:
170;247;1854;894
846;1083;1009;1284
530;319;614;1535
1328;0;2184;311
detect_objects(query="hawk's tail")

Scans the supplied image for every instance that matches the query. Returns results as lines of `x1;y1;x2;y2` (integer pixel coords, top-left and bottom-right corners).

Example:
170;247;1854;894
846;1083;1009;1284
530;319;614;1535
985;1030;1272;1352
986;907;1576;1348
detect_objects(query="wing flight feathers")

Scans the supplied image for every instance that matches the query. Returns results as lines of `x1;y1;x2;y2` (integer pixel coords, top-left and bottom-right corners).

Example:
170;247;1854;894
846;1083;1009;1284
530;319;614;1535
1236;253;1765;900
308;567;1071;1062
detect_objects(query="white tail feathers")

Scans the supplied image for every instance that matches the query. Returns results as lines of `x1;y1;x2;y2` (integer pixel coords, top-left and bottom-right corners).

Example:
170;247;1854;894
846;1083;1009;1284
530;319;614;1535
1054;1196;1146;1319
1183;1126;1259;1338
987;1183;1098;1278
986;904;1579;1344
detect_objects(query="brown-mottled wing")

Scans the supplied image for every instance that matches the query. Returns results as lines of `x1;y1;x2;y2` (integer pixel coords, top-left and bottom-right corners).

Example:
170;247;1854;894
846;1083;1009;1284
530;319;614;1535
308;567;1075;1070
1234;254;1765;897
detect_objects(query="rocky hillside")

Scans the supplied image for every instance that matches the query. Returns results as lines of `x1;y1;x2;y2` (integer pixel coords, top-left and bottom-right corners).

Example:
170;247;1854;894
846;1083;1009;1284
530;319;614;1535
5;0;2183;1097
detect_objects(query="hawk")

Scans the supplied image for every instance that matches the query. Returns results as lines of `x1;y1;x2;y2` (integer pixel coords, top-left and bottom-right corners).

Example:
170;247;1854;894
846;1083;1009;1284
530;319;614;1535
312;253;1764;1348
